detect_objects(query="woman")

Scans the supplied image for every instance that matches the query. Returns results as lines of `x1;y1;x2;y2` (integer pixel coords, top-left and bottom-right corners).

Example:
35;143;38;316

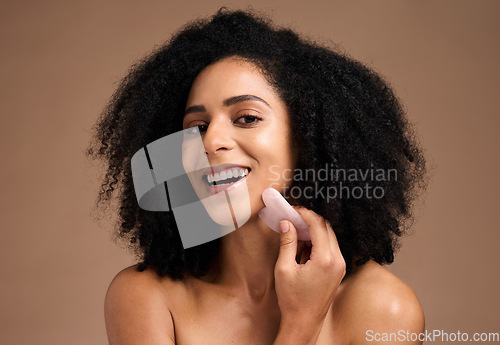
88;9;427;344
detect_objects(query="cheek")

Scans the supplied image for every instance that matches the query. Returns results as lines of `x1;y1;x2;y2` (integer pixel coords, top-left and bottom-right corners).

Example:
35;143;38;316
268;131;296;189
182;137;207;171
250;130;295;187
251;125;293;162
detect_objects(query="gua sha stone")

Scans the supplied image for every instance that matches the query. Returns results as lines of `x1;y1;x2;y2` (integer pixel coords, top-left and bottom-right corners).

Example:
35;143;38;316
258;188;311;241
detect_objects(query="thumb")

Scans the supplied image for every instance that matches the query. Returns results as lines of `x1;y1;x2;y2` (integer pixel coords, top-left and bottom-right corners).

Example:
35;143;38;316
277;220;298;268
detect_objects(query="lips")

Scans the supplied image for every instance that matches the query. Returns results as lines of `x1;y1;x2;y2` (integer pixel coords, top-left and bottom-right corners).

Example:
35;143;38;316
202;164;251;194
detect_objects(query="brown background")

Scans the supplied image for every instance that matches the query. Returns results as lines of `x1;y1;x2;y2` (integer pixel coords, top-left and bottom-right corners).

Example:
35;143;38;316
1;0;498;344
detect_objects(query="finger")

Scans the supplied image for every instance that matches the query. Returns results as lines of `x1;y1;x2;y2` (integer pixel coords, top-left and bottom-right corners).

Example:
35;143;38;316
324;219;341;254
293;207;331;255
300;246;311;264
324;220;346;272
276;220;298;270
296;240;306;263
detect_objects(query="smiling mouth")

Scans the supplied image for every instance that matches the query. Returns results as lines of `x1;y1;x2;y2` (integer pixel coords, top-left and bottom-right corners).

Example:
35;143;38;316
202;165;251;193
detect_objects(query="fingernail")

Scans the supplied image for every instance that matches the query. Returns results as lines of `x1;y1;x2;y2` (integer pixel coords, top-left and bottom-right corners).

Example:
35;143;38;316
280;220;289;233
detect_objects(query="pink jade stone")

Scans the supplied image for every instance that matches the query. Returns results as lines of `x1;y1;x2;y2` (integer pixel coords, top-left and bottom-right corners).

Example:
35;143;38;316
258;187;310;241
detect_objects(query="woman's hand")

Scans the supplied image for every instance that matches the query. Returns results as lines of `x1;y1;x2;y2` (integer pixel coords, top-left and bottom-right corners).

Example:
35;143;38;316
274;207;346;333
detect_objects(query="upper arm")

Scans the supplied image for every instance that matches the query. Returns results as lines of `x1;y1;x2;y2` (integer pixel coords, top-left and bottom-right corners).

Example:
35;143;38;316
104;266;176;345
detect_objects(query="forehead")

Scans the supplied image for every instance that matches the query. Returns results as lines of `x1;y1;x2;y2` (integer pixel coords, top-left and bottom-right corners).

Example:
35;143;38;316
186;57;278;106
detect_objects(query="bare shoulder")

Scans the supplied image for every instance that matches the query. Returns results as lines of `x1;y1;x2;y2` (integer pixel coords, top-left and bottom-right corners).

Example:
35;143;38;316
336;261;425;344
104;265;177;345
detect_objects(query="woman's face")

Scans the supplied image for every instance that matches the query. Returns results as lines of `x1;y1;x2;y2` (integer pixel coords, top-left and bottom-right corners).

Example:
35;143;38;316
182;56;297;222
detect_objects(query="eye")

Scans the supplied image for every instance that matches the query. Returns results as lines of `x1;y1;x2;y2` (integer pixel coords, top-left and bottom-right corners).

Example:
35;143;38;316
186;124;208;134
235;114;262;125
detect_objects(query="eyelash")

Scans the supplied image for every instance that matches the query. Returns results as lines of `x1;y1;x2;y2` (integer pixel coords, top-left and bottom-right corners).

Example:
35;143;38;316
189;114;262;133
235;114;263;125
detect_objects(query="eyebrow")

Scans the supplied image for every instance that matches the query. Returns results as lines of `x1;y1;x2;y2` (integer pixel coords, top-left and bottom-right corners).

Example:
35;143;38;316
184;94;270;116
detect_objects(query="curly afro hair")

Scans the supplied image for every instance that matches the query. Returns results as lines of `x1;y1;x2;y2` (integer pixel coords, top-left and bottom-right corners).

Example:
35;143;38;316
87;8;426;280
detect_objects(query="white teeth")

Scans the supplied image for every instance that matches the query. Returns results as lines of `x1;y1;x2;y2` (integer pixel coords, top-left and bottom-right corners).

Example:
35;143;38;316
205;167;250;185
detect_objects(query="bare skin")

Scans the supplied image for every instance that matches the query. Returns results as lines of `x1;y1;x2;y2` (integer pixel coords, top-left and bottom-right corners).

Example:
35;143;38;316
105;259;424;344
104;57;425;344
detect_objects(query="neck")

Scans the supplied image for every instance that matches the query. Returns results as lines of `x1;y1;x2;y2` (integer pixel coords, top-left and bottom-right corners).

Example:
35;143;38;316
207;215;280;303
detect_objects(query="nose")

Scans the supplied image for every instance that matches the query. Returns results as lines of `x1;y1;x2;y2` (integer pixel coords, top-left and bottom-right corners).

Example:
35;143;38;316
202;118;235;156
